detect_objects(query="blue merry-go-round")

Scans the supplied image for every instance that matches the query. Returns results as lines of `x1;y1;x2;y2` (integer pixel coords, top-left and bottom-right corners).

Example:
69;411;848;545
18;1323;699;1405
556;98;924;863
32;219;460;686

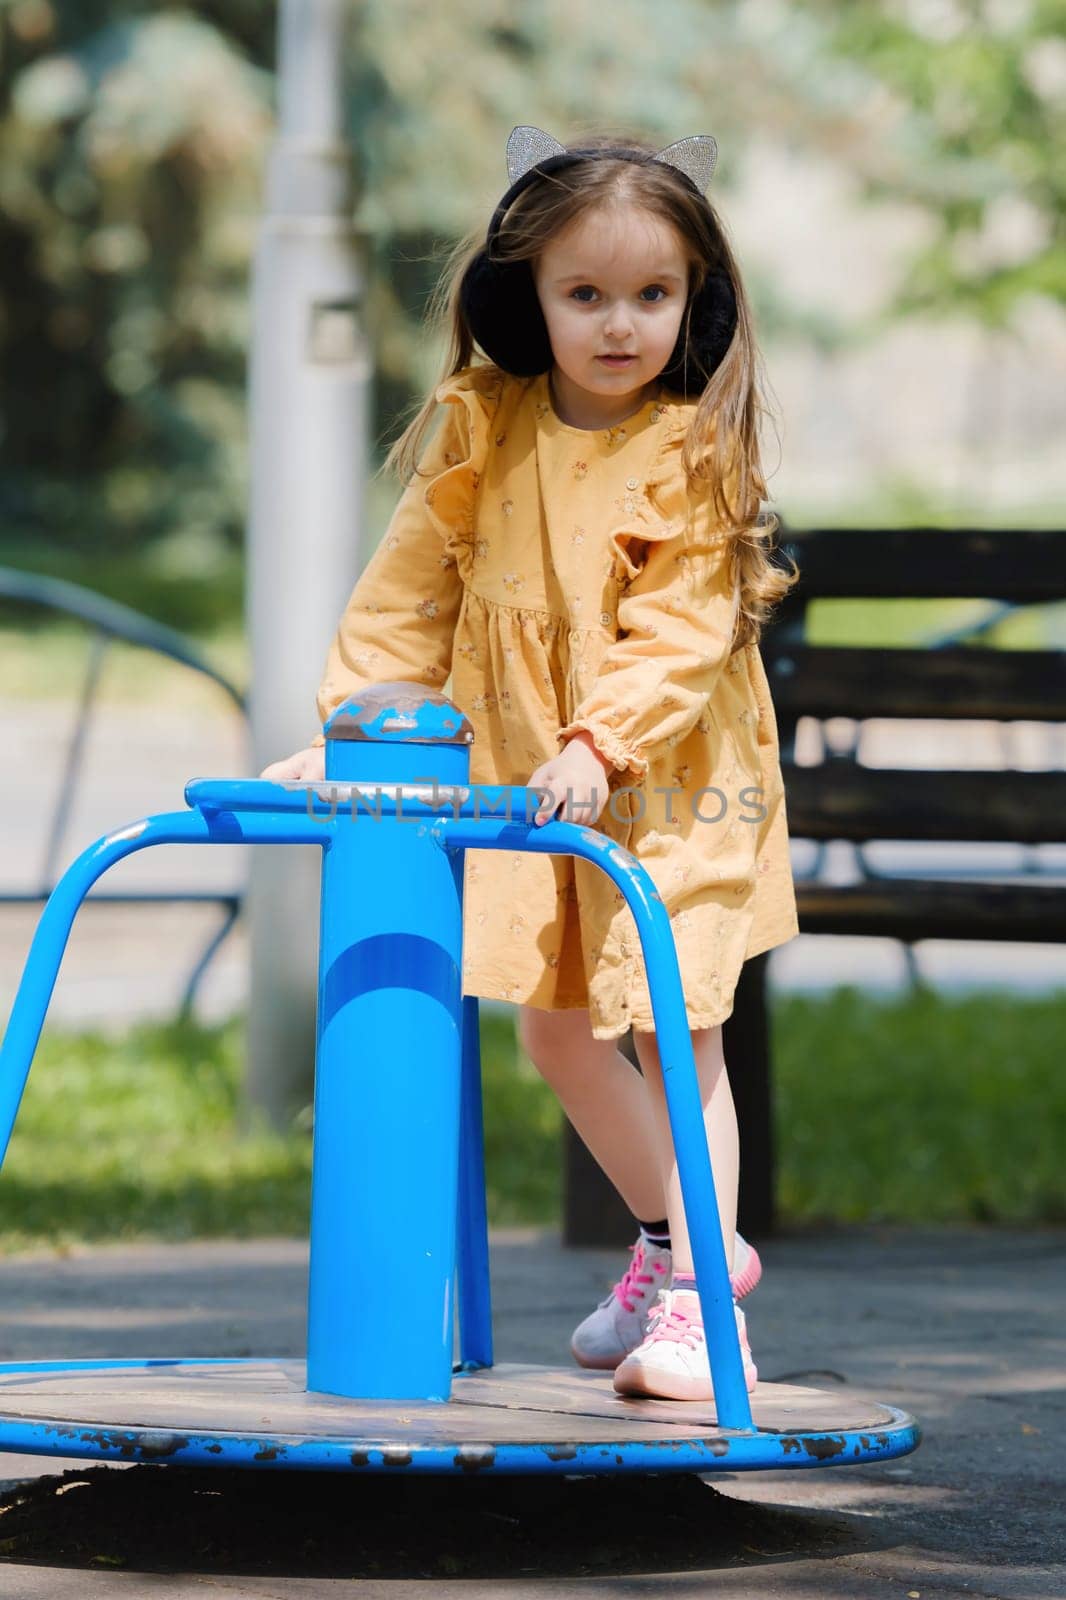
0;683;920;1476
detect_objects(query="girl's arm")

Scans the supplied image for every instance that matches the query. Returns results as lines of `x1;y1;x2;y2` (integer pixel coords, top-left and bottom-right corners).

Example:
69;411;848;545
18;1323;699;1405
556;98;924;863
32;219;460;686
556;488;741;784
312;479;464;743
260;373;493;780
310;391;484;747
260;478;463;780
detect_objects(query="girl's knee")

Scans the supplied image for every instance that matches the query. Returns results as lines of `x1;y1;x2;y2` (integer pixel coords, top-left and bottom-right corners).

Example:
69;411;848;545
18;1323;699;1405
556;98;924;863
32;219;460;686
633;1021;724;1076
515;998;582;1062
517;1004;595;1077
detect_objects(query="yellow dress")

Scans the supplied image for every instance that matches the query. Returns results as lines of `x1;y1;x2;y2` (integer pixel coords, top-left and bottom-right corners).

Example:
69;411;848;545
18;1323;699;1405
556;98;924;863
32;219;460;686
315;363;799;1040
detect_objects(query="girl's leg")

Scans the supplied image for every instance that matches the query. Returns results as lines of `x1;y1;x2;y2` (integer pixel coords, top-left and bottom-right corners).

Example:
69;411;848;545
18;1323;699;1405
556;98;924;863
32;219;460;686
517;1004;665;1222
631;1023;738;1278
614;1025;757;1401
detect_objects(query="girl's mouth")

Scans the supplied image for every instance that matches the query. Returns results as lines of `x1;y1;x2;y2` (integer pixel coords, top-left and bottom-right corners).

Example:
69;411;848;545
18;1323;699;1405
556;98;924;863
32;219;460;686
598;355;637;367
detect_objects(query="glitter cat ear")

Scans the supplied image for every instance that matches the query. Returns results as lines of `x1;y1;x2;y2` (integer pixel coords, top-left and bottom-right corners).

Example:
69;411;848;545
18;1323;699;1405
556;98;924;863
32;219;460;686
506;125;567;184
653;135;718;192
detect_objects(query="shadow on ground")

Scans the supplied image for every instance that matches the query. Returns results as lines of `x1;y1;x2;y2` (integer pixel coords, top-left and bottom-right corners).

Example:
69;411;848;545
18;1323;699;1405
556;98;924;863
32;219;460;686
0;1464;873;1580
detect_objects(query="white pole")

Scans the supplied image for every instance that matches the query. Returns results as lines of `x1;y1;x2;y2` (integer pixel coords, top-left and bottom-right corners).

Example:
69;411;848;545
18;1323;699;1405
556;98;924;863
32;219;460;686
245;0;368;1127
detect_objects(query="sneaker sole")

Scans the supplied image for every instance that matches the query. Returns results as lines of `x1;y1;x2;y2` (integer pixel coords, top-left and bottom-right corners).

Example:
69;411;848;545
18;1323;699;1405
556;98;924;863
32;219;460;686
570;1338;626;1371
613;1360;758;1401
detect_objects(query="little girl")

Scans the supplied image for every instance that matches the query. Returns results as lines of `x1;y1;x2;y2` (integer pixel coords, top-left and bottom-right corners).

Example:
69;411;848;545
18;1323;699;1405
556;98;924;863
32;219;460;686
262;125;800;1403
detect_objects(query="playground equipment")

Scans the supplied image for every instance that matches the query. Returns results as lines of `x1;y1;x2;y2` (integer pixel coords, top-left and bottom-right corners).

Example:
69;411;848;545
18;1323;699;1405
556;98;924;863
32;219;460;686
0;685;919;1475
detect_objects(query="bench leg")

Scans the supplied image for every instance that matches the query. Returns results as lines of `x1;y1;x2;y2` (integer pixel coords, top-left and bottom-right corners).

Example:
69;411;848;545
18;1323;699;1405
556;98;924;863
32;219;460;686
725;954;775;1237
562;1116;638;1249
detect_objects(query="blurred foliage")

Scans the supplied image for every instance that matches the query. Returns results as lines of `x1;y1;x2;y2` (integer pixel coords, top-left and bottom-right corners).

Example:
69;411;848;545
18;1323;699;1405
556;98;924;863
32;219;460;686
797;0;1064;325
0;1;271;624
0;0;1060;632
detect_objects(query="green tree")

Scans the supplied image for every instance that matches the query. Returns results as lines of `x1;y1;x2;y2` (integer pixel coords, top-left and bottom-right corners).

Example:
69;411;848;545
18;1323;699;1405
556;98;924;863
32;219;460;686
0;2;270;623
795;0;1064;323
1;1;1058;625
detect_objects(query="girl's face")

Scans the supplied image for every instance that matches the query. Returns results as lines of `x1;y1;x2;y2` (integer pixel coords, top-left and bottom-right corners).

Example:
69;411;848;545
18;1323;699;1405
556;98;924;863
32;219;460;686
532;205;689;415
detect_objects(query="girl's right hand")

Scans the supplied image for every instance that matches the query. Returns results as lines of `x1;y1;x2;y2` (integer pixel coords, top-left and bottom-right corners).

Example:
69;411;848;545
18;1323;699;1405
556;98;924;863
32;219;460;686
259;745;326;784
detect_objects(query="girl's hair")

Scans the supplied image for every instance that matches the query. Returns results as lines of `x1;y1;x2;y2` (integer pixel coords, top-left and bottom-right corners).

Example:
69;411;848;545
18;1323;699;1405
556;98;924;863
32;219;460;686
381;129;799;651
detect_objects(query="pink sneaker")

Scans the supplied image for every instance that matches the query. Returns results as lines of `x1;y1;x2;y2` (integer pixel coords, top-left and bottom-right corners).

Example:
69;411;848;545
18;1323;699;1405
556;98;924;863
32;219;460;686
613;1289;758;1402
732;1233;763;1300
570;1238;671;1370
572;1234;763;1371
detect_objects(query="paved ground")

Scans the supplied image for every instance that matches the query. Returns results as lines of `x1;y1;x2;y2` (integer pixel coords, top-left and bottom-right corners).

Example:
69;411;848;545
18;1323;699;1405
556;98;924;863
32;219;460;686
0;1224;1061;1596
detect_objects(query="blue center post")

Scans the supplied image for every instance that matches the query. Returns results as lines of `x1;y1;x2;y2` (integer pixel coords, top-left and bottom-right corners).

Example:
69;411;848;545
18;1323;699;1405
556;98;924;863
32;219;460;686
307;687;474;1401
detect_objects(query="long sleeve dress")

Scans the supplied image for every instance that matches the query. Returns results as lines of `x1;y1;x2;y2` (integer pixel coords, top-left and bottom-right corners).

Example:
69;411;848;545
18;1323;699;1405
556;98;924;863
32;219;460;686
314;363;799;1040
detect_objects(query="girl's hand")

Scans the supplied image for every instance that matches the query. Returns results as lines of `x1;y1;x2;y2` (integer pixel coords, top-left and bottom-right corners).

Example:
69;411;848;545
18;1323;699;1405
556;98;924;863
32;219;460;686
259;745;326;784
527;732;614;827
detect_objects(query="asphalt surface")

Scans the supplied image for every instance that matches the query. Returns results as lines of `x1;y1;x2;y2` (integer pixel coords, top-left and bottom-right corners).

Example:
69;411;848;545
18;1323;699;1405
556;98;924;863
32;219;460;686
0;1224;1061;1596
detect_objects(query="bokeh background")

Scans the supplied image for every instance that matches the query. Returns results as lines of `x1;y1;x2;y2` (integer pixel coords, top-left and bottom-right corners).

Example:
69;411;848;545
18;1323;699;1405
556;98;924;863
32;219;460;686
0;0;1063;1243
2;0;1063;621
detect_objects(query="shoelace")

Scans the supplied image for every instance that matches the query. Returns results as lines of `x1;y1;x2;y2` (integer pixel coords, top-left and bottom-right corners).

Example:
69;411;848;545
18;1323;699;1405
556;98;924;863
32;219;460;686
644;1294;706;1349
612;1242;667;1313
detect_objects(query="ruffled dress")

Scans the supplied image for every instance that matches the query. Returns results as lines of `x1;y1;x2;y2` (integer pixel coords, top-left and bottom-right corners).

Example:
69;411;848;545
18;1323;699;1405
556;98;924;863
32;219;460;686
315;364;799;1040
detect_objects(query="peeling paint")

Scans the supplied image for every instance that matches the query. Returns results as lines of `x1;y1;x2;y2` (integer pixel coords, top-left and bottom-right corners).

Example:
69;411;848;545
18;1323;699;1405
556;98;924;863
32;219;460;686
325;687;475;746
71;1427;189;1460
7;1405;920;1475
103;819;149;846
801;1434;847;1461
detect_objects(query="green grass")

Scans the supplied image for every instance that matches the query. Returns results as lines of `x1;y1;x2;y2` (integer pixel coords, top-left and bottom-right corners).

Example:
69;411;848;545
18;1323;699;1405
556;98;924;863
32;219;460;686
0;1017;309;1252
774;986;1066;1226
0;1010;560;1253
0;989;1063;1252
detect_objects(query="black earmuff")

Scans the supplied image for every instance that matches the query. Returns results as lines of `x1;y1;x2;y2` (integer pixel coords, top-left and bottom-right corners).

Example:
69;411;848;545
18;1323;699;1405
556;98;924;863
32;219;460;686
458;148;737;398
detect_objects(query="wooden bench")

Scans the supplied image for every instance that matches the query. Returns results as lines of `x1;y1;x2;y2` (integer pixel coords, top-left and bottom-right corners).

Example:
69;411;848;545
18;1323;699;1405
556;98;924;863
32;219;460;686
564;526;1066;1246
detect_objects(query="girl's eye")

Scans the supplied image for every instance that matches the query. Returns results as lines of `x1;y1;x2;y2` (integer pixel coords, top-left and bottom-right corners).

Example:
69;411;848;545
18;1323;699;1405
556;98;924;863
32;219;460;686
570;285;668;303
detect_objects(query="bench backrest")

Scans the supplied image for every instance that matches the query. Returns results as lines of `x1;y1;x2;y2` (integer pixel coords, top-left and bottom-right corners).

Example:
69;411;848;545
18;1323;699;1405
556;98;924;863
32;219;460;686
763;527;1066;846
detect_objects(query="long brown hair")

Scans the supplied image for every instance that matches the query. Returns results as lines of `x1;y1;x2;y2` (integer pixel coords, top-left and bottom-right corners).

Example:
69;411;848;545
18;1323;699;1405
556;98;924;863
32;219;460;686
381;129;798;650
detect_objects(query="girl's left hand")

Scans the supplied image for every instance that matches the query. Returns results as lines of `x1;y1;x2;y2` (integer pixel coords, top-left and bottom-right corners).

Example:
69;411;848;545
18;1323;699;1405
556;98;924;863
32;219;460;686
526;731;614;827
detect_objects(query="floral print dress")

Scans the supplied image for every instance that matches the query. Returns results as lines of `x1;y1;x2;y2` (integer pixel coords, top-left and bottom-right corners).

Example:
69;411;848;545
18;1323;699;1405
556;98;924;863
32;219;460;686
314;364;799;1040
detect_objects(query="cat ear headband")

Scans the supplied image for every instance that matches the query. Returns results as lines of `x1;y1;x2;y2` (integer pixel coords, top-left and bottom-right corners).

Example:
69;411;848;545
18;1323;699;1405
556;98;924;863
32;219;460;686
458;125;738;398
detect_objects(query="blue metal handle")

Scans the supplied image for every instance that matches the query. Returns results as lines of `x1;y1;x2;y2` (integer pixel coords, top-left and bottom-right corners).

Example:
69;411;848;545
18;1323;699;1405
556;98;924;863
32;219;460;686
0;803;328;1167
0;774;754;1430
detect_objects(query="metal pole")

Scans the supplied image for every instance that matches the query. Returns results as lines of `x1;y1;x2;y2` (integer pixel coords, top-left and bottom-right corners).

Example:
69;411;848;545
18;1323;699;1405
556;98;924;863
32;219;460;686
245;0;370;1128
306;689;471;1400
